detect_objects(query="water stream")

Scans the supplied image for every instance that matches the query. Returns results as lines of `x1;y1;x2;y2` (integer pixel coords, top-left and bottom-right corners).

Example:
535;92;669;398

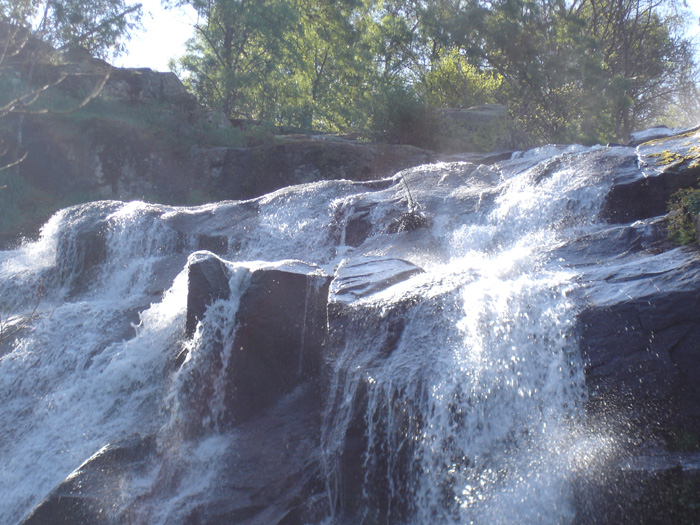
0;143;647;523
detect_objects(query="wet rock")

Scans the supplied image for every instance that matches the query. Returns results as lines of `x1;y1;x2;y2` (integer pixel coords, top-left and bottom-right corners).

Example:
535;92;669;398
210;138;435;201
574;449;700;524
385;211;430;233
577;248;700;432
331;200;375;248
222;264;331;425
21;435;156;525
52;202;125;293
323;282;445;523
329;257;424;305
184;385;328;524
196;234;228;255
344;209;373;247
185;252;231;336
601;130;700;223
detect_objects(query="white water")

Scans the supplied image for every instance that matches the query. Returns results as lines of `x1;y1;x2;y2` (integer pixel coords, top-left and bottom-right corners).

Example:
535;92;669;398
319;147;619;523
0;144;628;523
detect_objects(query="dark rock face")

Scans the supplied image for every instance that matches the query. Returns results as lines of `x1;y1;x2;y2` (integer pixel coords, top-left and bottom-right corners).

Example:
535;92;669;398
21;435;156;525
183;384;327;525
19;114;194;206
183;258;332;428
179;255;425;522
223;266;331;425
195;138;436;201
324;257;426;523
573;449;700;524
185;252;231;337
52;202;122;293
601;132;700;223
578;251;700;434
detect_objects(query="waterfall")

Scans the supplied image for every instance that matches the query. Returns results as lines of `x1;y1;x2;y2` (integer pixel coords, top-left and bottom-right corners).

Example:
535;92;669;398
0;141;661;524
319;146;618;523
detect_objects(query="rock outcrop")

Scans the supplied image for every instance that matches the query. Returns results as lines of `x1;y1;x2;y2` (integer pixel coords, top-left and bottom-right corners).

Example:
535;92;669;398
21;435;157;524
3;41;437;240
435;104;512;153
9;126;700;524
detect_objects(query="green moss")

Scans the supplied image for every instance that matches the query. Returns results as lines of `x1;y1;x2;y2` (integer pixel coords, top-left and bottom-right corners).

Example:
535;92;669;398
641;129;700;147
666;187;700;245
648;150;684;165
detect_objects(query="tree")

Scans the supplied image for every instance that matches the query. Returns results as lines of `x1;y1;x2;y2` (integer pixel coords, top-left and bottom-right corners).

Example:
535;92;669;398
172;0;697;144
0;1;142;170
0;0;142;59
421;48;504;109
420;0;698;143
172;0;299;121
572;0;697;137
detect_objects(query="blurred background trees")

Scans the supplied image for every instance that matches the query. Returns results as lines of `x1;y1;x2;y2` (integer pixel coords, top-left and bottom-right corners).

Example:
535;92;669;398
1;0;697;148
170;0;699;146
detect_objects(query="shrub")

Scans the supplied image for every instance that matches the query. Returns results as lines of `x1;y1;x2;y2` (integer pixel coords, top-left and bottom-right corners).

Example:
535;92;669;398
666;187;700;245
369;83;440;150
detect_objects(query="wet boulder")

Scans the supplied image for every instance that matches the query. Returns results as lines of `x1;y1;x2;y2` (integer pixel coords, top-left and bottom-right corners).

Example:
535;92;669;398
222;264;331;425
324;257;429;522
600;129;700;224
574;448;700;524
185;251;231;336
577;248;700;433
20;435;156;525
52;202;123;294
329;257;424;307
183;384;328;524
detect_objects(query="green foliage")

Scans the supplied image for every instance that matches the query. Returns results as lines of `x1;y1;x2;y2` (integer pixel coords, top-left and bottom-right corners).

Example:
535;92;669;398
422;50;504;109
171;0;698;147
0;0;142;59
369;82;440;149
666;187;700;245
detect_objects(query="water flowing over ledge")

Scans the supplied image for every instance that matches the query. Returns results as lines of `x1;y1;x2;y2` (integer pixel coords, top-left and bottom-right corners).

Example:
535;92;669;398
2;129;700;523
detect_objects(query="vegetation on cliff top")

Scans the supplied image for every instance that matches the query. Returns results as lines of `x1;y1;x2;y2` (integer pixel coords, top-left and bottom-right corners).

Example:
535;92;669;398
168;0;699;147
0;0;698;152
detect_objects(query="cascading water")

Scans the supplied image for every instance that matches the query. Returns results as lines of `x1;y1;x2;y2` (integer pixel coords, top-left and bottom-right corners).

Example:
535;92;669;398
1;135;691;523
319;146;619;523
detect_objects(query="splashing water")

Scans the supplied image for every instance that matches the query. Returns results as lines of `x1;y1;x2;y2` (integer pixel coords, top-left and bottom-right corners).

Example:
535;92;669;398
0;144;631;523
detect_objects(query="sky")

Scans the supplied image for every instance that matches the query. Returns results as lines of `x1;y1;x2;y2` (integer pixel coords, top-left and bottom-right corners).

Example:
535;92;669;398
113;0;196;71
116;0;700;73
